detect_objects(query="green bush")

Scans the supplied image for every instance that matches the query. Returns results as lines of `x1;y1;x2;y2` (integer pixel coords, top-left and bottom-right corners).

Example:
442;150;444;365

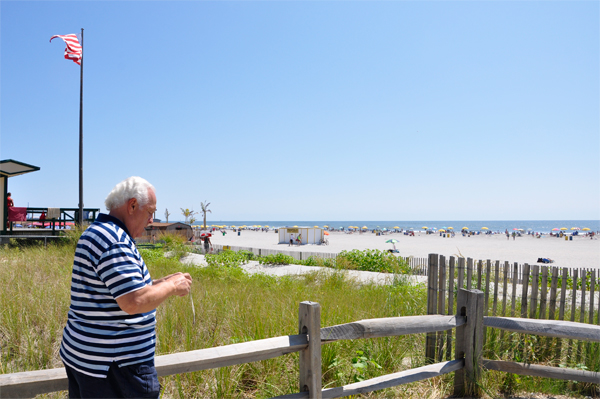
259;253;297;265
206;250;251;268
336;249;410;274
161;233;187;259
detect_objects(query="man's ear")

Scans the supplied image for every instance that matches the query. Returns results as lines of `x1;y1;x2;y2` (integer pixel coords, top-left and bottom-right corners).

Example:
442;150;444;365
127;198;138;215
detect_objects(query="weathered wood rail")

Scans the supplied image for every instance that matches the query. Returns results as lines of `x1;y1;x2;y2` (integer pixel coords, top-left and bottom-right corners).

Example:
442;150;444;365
2;290;598;399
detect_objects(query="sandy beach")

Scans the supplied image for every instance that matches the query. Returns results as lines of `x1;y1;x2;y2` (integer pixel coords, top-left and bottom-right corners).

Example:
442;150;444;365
207;230;600;270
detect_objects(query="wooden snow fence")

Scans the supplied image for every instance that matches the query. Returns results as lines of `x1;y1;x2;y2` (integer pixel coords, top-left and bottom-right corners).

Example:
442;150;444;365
426;254;600;392
210;244;429;275
0;292;496;399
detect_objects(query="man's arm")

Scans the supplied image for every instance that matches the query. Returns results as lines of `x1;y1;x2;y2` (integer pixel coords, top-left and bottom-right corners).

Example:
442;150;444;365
116;272;192;315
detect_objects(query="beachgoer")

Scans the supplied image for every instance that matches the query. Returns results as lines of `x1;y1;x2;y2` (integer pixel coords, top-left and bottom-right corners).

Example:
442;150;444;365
203;235;211;254
289;234;293;246
40;211;46;228
6;192;14;228
59;176;192;399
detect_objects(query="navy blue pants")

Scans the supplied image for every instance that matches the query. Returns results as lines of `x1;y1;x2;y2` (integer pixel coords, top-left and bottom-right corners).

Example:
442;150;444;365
64;360;160;398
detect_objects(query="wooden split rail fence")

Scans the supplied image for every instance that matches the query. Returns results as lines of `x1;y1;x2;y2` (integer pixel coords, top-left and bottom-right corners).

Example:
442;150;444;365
2;290;599;399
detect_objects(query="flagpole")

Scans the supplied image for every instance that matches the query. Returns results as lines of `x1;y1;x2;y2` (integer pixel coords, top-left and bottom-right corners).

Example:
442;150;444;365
78;28;84;226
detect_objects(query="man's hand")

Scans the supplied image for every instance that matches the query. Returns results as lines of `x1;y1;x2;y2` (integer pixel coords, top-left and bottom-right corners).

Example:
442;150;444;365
117;272;193;314
154;272;192;297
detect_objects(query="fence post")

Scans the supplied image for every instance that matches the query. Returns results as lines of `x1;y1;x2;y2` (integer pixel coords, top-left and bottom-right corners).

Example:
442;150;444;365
466;258;473;290
446;256;456;361
426;254;439;362
454;288;484;397
298;301;322;399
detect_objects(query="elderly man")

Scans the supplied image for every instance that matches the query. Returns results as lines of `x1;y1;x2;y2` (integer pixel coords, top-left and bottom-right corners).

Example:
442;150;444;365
59;176;192;398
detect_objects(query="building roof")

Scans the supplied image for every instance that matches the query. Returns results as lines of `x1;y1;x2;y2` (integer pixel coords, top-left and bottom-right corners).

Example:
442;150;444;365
0;159;40;178
147;222;190;228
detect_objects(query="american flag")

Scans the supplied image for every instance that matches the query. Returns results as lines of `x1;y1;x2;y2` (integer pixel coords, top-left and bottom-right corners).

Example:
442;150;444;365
50;34;82;65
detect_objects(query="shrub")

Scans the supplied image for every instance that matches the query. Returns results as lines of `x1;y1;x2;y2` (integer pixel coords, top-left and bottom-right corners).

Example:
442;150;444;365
206;250;251;268
336;249;410;274
259;253;297;265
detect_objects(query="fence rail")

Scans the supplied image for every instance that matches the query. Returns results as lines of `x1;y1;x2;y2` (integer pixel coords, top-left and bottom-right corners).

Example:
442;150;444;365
2;291;598;399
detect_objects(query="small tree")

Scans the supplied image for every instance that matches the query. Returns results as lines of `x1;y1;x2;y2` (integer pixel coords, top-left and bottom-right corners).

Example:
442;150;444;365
180;208;197;225
200;201;211;229
164;208;171;223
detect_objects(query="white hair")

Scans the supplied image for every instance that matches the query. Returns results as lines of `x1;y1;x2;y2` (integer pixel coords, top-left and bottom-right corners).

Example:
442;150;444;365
104;176;155;211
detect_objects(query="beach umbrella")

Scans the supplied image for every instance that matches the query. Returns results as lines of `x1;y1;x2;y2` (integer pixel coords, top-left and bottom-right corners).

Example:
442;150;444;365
314;225;319;228
481;227;489;230
560;227;568;231
393;226;400;229
552;228;559;231
385;239;399;244
324;231;330;236
462;227;469;230
323;225;329;227
447;227;453;230
582;228;591;231
422;226;428;229
570;227;580;230
439;229;446;232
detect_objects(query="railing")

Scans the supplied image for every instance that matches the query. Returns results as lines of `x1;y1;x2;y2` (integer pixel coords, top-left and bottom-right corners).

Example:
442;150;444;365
2;290;598;399
5;207;99;236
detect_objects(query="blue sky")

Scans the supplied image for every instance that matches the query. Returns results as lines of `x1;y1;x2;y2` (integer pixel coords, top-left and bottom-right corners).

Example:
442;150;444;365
1;1;598;221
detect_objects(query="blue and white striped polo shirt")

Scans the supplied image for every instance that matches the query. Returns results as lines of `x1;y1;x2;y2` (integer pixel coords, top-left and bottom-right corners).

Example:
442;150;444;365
59;213;156;378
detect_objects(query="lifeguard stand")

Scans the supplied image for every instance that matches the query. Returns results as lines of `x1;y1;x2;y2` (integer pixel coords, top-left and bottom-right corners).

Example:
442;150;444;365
1;159;40;235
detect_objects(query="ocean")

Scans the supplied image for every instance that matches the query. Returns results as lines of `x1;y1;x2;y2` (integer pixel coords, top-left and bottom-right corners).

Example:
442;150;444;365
187;220;600;234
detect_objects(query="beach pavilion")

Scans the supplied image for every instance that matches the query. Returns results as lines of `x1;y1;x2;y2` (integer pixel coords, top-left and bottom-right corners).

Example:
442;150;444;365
1;159;40;235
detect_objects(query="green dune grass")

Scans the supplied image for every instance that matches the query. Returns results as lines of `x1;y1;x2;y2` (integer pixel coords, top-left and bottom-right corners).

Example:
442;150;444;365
1;236;596;398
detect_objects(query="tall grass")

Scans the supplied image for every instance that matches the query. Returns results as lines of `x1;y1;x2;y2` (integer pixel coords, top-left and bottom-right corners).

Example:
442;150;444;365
1;240;596;398
1;241;434;398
